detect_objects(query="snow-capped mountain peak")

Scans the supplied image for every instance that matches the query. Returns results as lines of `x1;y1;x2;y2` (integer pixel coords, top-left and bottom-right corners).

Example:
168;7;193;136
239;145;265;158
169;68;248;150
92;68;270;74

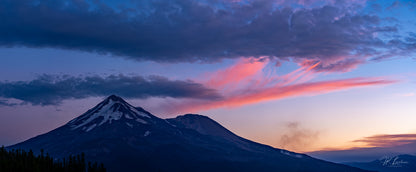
10;95;369;172
68;95;151;131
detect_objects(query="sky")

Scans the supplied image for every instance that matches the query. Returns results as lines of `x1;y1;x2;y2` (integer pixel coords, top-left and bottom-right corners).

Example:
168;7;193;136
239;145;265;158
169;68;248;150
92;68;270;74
0;0;415;155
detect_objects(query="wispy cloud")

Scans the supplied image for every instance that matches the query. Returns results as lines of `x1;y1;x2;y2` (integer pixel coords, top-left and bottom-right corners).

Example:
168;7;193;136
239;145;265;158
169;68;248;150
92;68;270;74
159;58;397;114
203;57;268;89
168;77;396;113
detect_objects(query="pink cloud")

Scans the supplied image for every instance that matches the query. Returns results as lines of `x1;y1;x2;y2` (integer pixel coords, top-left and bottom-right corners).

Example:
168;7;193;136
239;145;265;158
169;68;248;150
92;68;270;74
204;57;268;89
159;58;397;114
170;77;396;113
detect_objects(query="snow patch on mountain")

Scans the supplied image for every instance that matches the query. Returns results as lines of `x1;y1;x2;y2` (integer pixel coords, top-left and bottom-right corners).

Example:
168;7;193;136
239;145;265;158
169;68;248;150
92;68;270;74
85;124;97;132
130;106;151;118
136;118;148;124
281;150;303;158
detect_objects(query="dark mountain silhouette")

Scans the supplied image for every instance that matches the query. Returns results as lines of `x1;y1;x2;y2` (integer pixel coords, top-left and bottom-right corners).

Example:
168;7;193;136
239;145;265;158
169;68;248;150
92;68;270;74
9;95;369;172
345;154;416;172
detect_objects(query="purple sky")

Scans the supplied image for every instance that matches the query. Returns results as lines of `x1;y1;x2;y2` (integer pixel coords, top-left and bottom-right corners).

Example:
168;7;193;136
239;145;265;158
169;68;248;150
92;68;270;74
0;0;416;157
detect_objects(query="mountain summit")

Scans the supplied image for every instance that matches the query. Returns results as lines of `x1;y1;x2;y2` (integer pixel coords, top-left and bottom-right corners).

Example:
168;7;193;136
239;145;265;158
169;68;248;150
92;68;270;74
9;95;369;172
68;95;153;132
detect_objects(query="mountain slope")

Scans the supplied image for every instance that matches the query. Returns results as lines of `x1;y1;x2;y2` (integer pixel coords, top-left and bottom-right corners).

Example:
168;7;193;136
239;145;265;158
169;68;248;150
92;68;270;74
9;95;369;172
167;114;304;155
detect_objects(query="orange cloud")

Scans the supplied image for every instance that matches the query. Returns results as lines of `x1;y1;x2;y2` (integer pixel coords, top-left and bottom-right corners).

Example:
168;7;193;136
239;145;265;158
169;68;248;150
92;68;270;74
353;134;416;147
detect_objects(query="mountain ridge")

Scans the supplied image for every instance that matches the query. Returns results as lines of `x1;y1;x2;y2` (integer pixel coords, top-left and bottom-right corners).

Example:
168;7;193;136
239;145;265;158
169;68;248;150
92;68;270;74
345;154;416;172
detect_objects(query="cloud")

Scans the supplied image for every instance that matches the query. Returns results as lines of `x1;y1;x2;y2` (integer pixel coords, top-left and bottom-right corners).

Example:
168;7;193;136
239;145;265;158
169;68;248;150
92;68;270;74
0;57;396;112
299;58;363;73
203;57;269;89
0;0;413;71
278;122;320;152
386;1;400;10
309;133;416;162
155;58;397;114
0;74;221;106
169;77;396;113
353;134;416;147
0;99;18;106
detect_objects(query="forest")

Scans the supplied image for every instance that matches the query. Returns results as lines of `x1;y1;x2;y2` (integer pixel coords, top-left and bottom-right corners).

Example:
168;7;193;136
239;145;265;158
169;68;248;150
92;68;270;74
0;146;106;172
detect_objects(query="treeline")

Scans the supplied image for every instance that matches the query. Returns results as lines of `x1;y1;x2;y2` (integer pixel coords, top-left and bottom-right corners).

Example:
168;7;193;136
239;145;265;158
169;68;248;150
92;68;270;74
0;146;106;172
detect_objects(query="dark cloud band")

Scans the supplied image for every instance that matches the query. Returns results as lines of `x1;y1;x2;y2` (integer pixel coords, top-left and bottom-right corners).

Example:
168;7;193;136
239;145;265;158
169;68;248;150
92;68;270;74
0;74;221;106
0;0;414;72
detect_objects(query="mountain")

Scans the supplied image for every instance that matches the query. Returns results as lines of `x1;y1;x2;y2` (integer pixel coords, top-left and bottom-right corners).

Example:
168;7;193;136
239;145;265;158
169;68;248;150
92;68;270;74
308;142;416;163
345;154;416;172
9;95;369;172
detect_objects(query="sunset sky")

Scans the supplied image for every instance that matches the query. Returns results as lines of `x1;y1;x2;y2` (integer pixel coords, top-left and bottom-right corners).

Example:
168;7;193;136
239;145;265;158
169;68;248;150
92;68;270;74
0;0;416;153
